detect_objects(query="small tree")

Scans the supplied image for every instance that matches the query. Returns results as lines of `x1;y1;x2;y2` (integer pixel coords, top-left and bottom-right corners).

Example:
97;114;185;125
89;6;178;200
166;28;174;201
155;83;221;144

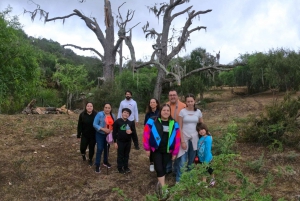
52;63;92;109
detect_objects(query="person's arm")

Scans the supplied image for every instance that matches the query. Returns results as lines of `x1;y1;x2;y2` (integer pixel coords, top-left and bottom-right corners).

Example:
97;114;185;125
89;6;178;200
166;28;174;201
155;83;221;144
199;117;204;123
93;112;103;132
144;113;149;126
204;136;212;163
112;119;118;143
77;113;83;138
178;114;187;150
134;102;139;123
143;123;151;151
198;109;204;123
117;102;123;119
172;124;181;157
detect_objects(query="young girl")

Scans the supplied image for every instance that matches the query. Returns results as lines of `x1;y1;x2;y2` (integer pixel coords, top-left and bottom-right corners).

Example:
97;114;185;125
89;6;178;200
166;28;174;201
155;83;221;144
196;123;215;187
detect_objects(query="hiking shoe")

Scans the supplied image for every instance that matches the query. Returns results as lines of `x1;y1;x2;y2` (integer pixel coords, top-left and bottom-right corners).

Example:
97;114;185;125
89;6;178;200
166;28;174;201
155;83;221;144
103;163;111;168
124;168;131;173
209;178;216;187
118;169;126;174
88;159;93;166
82;155;86;161
150;164;155;172
95;166;100;173
134;146;140;150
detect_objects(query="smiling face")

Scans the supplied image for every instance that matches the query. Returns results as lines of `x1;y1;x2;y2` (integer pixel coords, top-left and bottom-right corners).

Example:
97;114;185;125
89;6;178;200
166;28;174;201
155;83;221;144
168;91;178;104
185;97;195;109
160;105;171;120
85;103;93;113
103;104;112;114
149;99;158;110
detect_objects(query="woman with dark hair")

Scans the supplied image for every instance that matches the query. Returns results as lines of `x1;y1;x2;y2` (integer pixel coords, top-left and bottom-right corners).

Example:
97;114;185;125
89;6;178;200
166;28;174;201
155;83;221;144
175;93;203;183
93;103;116;173
144;98;160;172
143;104;181;198
77;102;97;166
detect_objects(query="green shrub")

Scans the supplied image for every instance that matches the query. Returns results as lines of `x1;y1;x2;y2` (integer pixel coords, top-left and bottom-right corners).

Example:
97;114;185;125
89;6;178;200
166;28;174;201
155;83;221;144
239;93;300;147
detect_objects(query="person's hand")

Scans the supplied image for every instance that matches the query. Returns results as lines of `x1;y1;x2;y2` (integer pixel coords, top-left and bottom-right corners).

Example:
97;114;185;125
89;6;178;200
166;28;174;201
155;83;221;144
114;143;118;149
146;151;150;157
172;155;176;161
181;141;187;150
126;129;132;134
135;122;139;127
102;128;110;134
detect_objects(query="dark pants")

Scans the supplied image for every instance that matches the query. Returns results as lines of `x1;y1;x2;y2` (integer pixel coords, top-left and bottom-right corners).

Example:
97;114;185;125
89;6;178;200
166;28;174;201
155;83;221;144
95;133;108;166
80;135;96;160
153;150;172;177
117;140;131;170
199;162;214;175
149;151;154;163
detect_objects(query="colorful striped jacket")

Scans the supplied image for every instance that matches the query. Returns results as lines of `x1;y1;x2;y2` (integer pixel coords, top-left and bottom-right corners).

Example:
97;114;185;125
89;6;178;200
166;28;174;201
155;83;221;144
143;117;181;156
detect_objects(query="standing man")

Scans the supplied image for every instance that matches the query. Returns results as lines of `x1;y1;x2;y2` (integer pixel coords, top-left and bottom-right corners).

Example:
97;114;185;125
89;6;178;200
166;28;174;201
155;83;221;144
166;89;186;122
165;89;186;174
118;90;140;150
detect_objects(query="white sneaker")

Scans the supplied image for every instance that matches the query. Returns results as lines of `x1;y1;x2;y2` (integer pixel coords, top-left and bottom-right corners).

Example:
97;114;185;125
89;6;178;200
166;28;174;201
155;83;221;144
150;164;155;172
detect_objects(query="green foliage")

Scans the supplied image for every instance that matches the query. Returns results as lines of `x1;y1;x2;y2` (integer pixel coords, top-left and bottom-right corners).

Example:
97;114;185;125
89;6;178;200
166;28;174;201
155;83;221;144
246;153;265;173
267;139;283;152
89;81;123;111
0;7;41;113
53;63;93;108
35;88;62;107
213;123;238;155
239;94;300;146
143;123;282;200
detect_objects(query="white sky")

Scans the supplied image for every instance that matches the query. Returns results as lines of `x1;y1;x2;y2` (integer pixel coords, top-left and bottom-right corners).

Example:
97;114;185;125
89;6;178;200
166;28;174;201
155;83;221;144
1;0;300;64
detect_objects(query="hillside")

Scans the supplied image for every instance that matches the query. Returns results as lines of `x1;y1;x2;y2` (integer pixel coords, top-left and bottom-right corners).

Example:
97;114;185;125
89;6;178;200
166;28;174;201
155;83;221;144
0;88;299;201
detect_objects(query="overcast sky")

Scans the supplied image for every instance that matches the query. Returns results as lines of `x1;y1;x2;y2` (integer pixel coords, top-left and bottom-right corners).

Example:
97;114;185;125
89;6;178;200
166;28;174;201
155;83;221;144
1;0;300;64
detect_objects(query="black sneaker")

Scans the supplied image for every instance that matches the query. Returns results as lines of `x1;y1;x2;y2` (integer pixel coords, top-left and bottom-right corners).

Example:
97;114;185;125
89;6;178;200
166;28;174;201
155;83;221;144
103;163;111;168
124;168;131;173
95;166;100;173
134;146;140;150
118;169;126;174
88;159;93;166
82;155;86;161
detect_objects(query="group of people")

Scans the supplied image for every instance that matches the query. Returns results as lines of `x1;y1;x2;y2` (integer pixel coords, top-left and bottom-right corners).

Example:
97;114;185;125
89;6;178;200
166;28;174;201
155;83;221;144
77;90;139;174
77;89;215;196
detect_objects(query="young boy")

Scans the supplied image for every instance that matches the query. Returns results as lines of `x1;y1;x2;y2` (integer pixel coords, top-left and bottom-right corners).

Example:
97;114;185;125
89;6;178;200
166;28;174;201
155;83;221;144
113;108;138;174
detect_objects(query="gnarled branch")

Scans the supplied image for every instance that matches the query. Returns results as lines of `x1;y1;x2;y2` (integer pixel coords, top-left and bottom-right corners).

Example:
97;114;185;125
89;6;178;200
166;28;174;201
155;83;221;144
62;44;104;60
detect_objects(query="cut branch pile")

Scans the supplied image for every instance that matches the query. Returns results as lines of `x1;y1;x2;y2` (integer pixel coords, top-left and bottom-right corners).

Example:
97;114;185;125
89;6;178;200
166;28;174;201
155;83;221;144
22;100;74;115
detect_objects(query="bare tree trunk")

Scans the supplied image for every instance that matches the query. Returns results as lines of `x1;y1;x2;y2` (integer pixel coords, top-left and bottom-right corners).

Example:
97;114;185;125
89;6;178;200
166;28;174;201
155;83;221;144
153;68;166;101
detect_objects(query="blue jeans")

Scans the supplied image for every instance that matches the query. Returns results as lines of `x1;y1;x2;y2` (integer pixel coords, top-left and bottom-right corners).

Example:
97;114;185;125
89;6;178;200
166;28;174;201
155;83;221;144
175;140;197;182
95;132;108;166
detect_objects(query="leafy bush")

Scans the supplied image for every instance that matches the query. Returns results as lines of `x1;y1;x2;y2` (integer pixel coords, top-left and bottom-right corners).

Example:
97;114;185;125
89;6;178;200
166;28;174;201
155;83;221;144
239;93;300;147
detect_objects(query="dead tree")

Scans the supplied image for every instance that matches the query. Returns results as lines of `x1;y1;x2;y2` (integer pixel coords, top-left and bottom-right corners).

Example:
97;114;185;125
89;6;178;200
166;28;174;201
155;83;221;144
125;0;212;100
24;0;139;81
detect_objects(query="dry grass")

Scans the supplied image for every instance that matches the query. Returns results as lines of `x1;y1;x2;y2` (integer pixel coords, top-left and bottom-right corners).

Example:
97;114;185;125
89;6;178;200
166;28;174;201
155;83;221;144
0;88;300;201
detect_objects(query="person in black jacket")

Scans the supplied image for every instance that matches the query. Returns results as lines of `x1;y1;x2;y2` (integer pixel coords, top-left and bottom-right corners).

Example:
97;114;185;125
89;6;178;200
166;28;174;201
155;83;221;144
144;98;160;172
77;102;97;166
113;108;138;174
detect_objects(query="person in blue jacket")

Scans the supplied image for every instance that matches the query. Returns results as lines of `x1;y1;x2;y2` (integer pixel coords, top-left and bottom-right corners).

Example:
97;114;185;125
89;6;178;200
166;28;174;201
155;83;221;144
93;103;116;173
196;123;215;187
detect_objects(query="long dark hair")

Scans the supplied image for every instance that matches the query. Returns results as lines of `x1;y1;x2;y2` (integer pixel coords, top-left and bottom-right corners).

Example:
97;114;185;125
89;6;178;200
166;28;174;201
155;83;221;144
146;98;160;113
103;103;114;121
84;102;97;113
185;93;197;111
158;104;173;121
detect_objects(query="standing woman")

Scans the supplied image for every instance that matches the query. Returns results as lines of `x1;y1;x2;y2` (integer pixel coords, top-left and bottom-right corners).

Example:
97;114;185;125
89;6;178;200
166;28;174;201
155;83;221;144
175;93;203;183
77;102;97;166
144;98;160;172
93;103;116;173
143;104;181;198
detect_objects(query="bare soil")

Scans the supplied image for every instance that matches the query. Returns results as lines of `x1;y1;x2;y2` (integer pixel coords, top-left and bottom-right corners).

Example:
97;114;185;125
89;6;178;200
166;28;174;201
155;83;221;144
0;88;299;201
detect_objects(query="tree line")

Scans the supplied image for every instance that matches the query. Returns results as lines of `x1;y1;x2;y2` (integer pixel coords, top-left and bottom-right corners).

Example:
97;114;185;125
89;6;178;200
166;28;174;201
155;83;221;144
1;6;300;114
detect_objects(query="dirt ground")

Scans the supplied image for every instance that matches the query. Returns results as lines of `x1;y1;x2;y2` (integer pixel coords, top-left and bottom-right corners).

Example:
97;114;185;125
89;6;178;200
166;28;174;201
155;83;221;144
0;88;299;201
